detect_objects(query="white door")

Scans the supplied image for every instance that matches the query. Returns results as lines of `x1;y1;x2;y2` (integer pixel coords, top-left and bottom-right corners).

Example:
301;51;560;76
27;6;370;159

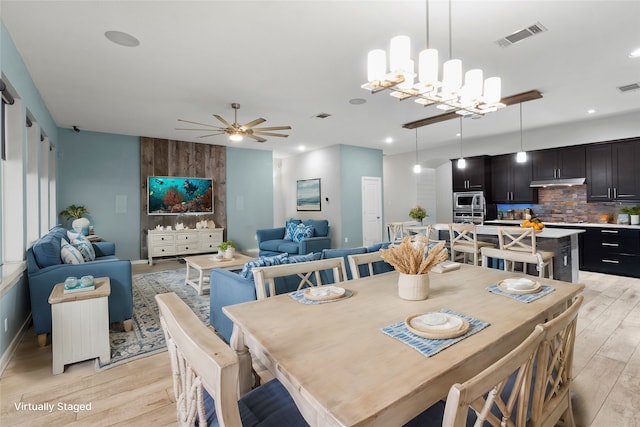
362;176;382;246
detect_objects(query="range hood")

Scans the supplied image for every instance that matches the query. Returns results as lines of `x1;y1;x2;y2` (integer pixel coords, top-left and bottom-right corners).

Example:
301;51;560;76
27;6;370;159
530;177;586;188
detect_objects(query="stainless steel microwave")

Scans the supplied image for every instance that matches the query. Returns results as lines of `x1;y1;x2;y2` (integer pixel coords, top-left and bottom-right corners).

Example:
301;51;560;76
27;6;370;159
453;191;485;211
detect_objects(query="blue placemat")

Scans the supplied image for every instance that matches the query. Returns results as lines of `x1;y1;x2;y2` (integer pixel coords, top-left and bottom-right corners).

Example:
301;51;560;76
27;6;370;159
486;283;555;303
289;288;353;305
381;309;490;358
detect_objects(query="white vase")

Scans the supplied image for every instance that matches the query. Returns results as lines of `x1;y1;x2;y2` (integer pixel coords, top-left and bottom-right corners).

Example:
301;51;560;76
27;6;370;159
397;273;430;301
72;217;90;235
631;215;640;225
224;248;236;259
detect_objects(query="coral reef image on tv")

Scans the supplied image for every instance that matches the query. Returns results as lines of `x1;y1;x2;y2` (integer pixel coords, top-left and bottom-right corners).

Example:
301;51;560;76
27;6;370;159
148;176;213;214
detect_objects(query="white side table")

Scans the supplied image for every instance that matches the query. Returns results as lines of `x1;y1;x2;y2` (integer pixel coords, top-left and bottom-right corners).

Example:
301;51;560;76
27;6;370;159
48;277;111;374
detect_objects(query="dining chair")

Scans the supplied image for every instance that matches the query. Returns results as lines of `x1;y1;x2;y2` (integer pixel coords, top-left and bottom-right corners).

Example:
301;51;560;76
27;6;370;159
347;251;385;279
156;292;309;427
529;295;583;427
405;326;545;427
497;226;554;278
448;223;495;266
252;257;347;299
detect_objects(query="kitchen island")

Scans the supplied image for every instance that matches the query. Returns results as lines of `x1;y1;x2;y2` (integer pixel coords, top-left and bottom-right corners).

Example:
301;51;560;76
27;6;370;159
435;224;585;282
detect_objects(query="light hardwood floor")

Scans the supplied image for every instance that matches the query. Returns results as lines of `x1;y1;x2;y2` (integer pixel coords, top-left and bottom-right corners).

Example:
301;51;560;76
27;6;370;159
1;263;638;426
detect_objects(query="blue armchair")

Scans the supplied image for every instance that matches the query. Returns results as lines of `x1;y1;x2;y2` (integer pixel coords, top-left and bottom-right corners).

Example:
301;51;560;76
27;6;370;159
256;219;331;256
26;226;133;346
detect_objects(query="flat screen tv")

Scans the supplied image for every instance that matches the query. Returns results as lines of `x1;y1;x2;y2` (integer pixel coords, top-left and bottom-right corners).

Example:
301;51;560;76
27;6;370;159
148;176;213;215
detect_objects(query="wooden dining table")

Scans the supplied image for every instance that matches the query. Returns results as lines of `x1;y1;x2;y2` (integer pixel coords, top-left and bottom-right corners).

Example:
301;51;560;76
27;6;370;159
223;265;584;427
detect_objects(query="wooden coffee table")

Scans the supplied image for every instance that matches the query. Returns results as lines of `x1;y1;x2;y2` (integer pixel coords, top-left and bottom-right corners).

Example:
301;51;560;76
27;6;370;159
184;253;254;295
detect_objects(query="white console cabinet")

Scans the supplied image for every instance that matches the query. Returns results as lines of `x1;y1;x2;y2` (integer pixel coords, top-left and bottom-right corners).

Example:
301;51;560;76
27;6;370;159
147;228;224;265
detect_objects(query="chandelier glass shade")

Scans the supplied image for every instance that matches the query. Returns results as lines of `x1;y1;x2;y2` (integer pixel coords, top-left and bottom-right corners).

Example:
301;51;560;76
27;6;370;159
361;2;505;116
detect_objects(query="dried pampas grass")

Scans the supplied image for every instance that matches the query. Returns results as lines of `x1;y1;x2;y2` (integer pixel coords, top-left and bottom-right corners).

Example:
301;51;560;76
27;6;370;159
381;237;448;275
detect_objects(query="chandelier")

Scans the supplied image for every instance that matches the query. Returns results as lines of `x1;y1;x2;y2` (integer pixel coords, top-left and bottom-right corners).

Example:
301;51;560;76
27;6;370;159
361;1;505;116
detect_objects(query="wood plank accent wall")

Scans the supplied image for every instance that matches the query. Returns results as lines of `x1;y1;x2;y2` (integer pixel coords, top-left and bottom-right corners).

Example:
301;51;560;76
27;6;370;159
140;137;226;259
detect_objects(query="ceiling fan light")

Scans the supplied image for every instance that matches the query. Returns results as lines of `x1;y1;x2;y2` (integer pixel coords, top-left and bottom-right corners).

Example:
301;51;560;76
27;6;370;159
367;49;387;82
390;35;411;73
229;132;243;142
457;157;466;169
516;151;527;163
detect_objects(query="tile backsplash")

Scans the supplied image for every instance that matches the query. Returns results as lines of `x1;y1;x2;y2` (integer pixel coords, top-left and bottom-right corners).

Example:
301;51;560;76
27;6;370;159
532;185;635;223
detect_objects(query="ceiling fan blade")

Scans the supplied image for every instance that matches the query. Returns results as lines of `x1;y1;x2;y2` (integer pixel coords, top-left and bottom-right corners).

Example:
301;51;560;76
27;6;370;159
241;118;267;128
246;134;267;143
213;114;232;128
196;132;225;138
177;119;224;129
252;125;292;131
252;131;290;138
176;127;222;131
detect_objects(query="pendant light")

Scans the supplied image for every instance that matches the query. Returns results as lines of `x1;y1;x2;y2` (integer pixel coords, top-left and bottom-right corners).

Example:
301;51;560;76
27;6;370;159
413;129;422;174
516;103;527;163
457;117;466;169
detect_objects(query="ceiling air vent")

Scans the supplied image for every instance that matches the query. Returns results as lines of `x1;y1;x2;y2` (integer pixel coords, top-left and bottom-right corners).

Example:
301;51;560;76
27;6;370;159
496;22;547;47
314;113;331;119
617;82;640;93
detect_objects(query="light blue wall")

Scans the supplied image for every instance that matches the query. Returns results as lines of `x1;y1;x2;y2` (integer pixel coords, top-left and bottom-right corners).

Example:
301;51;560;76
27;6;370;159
1;21;58;358
339;145;383;247
1;23;57;139
57;129;140;260
226;147;273;251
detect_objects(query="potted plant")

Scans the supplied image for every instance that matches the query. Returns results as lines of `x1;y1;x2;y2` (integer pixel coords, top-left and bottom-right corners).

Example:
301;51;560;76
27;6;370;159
619;207;632;225
60;204;90;235
380;237;448;300
409;206;427;224
629;206;640;225
218;240;236;259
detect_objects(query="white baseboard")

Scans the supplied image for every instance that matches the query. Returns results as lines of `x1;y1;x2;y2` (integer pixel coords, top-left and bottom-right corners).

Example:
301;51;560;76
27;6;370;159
0;314;32;377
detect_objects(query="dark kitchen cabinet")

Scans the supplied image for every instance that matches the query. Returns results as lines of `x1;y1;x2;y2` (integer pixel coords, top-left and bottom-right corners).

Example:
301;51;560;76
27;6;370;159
586;139;640;201
531;146;585;180
581;227;640;278
452;155;491;191
490;154;538;203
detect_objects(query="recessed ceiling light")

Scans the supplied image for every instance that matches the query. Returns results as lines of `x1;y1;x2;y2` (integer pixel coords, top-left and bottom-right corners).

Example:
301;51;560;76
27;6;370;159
456;132;461;137
629;48;640;58
105;30;140;47
385;137;393;144
349;98;367;105
298;145;305;151
587;109;596;114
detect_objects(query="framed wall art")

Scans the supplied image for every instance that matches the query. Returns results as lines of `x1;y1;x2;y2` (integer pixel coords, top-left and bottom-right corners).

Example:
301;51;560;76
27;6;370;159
296;178;321;211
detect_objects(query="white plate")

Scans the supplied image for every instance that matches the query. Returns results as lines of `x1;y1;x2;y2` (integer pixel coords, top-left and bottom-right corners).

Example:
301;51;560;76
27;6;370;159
304;286;346;301
497;278;542;294
409;313;463;332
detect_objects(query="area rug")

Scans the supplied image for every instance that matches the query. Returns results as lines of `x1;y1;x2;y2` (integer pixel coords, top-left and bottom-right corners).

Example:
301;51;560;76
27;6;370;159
95;268;209;370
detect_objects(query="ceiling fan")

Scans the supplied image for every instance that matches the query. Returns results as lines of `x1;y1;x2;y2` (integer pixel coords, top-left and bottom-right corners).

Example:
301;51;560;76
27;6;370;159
177;103;291;143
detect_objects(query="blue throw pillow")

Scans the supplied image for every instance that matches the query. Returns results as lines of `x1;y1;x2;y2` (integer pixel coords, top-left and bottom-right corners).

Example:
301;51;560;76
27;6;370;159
68;231;96;261
60;238;84;264
284;221;299;241
292;224;314;243
239;253;288;280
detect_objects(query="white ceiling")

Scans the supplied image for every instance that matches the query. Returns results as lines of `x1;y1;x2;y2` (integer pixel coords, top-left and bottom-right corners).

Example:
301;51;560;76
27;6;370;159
2;0;639;158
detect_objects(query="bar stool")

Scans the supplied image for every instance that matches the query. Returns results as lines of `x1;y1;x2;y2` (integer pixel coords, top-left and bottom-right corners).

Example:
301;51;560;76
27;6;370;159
448;223;495;266
387;222;405;243
496;226;554;278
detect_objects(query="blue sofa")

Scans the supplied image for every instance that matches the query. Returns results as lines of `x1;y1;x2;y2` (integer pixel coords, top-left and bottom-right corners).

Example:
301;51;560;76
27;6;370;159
256;219;331;256
26;226;133;345
210;243;393;342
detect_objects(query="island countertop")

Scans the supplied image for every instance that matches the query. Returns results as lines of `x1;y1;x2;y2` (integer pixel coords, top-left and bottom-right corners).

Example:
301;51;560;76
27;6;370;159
484;219;640;230
433;223;585;239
